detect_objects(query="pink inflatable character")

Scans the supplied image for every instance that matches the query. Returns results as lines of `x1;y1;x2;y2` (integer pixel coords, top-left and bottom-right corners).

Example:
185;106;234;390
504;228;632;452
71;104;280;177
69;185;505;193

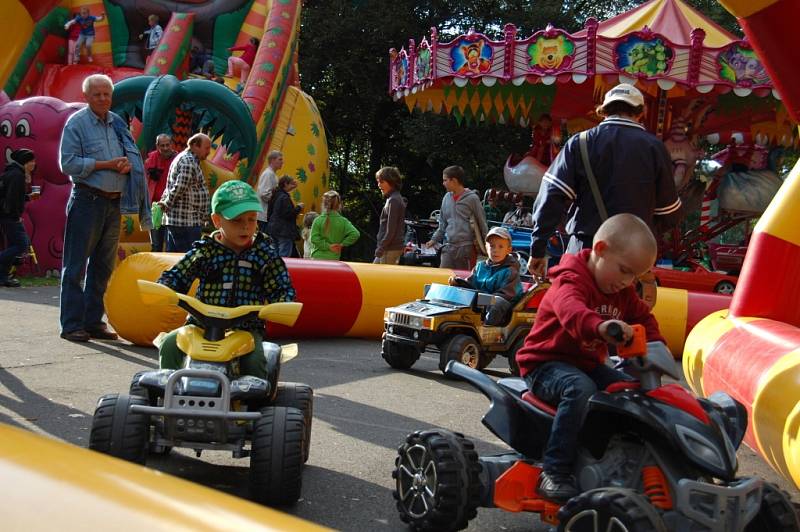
0;93;84;275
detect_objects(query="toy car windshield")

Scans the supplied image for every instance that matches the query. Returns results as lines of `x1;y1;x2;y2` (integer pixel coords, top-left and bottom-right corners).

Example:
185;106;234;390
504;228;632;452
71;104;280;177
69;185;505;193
424;283;476;306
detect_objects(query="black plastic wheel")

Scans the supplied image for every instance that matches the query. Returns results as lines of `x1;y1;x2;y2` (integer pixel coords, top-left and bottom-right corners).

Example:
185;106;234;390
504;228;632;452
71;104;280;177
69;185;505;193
507;337;523;376
439;334;481;373
558;488;667;532
392;429;481;531
89;393;149;465
273;382;314;463
128;370;160;405
382;338;420;370
714;280;736;295
250;406;305;506
745;482;800;531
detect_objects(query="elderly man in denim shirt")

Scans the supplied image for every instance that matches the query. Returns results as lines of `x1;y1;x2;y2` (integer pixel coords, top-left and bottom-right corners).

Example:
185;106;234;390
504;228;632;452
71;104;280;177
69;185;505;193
58;74;150;342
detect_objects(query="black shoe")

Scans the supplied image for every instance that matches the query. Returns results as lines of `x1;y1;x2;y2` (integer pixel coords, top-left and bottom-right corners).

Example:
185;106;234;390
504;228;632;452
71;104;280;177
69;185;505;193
537;471;579;501
1;278;21;287
86;325;119;341
60;330;91;342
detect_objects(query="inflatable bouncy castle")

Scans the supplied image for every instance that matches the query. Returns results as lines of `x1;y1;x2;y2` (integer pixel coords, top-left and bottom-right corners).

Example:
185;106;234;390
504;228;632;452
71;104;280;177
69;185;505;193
0;0;329;274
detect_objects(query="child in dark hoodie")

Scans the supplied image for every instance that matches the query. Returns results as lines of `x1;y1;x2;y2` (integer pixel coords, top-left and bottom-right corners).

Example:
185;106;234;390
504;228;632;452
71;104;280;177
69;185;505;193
516;213;665;501
0;149;37;287
450;226;522;325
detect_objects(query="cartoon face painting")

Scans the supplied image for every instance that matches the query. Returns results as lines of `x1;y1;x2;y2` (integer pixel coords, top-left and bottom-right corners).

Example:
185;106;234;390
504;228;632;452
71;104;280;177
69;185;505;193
451;38;492;76
719;46;770;85
0;94;84;274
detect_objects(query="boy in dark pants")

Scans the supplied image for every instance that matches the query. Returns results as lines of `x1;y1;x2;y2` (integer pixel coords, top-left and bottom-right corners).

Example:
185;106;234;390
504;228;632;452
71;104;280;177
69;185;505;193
515;214;666;501
157;180;295;378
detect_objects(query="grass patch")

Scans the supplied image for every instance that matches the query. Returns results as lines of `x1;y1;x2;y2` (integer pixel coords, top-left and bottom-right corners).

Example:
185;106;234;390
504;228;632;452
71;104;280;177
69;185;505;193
19;276;60;287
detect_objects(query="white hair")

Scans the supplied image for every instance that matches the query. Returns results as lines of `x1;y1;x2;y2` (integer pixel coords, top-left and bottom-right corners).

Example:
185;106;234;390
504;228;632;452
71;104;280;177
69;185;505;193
82;74;114;94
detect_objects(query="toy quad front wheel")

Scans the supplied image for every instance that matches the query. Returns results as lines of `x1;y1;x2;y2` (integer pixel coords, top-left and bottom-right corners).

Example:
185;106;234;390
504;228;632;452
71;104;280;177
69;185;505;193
273;382;314;463
392;429;480;531
439;334;488;374
382;338;420;370
558;488;667;532
250;406;305;506
745;482;800;531
89;393;149;465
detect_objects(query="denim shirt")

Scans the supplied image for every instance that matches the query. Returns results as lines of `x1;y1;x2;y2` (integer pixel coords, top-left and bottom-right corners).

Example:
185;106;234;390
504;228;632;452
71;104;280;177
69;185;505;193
59;107;152;229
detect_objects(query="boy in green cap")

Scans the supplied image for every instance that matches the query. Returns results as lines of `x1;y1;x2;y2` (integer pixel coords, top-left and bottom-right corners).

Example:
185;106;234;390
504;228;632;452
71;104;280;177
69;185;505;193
157;180;296;379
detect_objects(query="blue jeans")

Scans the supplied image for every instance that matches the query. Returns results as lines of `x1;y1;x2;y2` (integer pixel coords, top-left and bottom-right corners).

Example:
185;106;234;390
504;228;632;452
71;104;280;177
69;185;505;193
150;227;166;252
0;219;29;281
59;188;121;333
525;361;631;474
275;237;295;258
165;225;202;252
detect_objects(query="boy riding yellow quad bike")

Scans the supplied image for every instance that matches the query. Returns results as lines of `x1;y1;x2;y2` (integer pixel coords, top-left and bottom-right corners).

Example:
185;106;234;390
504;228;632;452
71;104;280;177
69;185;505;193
89;280;312;507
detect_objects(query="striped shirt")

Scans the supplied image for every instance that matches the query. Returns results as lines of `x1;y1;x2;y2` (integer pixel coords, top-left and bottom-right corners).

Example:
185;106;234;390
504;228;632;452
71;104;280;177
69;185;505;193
160;149;209;227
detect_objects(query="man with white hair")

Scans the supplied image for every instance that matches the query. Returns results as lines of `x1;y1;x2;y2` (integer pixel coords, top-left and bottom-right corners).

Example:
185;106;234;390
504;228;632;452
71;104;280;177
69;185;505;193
59;73;145;342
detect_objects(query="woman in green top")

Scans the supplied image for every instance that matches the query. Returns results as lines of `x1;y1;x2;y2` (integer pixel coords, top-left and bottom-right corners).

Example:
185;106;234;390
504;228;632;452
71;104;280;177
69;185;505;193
309;190;360;260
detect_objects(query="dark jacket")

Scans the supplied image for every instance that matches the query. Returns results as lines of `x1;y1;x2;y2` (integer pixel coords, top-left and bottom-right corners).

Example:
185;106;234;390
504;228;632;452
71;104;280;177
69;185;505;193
267;188;301;240
0;163;28;220
515;250;664;378
375;190;406;255
529;116;682;258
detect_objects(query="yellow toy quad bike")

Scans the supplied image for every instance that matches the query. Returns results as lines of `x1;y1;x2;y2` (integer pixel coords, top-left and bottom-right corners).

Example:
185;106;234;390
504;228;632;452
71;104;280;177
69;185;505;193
89;281;311;507
382;278;549;376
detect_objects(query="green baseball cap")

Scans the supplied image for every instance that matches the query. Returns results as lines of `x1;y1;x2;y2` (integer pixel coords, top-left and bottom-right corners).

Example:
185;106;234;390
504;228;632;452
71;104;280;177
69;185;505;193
212;180;263;220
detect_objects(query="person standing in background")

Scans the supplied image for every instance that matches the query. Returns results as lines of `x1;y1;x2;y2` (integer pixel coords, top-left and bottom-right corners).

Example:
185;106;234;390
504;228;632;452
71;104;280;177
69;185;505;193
267;175;303;257
256;150;283;234
138;14;164;59
310;191;359;260
0;149;39;288
144;134;176;251
374;166;406;265
426;165;488;270
159;133;211;253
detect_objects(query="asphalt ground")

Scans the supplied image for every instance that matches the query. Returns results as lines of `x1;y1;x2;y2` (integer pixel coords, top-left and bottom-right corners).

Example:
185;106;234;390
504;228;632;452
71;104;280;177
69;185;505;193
1;285;797;531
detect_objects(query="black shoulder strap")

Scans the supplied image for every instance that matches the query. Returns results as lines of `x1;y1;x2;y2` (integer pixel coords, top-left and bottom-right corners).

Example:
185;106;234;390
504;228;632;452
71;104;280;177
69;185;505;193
579;130;608;222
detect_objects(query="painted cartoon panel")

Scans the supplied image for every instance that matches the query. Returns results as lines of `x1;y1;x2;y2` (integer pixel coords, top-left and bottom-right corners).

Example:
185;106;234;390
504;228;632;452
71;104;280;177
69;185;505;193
616;35;673;77
415;44;431;81
527;33;575;73
718;45;770;86
450;37;493;76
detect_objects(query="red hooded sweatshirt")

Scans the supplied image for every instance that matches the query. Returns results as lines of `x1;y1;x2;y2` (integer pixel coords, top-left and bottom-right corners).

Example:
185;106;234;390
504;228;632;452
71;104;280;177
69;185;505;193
516;249;664;377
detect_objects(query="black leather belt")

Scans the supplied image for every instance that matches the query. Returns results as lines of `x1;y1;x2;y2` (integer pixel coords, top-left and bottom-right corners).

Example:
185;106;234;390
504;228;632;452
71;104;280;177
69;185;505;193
75;183;122;200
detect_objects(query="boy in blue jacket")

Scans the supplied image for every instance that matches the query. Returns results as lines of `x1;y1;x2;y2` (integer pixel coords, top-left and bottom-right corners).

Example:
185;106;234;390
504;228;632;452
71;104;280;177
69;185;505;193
450;226;522;325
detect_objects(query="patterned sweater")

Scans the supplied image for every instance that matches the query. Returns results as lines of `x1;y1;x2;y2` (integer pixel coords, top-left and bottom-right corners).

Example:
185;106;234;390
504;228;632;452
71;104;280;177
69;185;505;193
158;231;296;332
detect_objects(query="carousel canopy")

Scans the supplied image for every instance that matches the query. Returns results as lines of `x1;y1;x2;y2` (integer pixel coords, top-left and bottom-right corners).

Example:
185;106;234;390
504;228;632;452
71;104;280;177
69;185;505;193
389;0;794;145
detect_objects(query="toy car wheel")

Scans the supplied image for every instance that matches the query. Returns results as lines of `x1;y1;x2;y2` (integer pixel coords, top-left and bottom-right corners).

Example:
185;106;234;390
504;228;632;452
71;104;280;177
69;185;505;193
382;338;420;370
393;429;480;531
89;393;149;465
714;280;736;295
558;488;667;532
507;338;523;376
439;334;481;373
250;406;305;506
129;370;159;405
273;383;314;463
744;482;800;531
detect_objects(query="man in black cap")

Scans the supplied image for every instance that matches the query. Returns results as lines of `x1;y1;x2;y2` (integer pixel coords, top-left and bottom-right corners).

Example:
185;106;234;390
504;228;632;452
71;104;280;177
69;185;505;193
0;149;38;287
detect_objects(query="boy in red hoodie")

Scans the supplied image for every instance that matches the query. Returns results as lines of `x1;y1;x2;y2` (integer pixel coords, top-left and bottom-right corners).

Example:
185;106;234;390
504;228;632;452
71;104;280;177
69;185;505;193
515;213;665;501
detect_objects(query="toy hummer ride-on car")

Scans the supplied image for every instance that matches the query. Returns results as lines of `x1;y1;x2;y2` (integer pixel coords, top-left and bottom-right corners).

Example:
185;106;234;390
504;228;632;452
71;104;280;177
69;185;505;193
391;324;800;531
381;278;549;375
89;280;313;507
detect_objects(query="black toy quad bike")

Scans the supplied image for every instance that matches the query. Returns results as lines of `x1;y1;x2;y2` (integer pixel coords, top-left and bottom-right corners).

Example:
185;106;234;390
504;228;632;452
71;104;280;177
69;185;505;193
89;280;313;507
392;323;799;531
